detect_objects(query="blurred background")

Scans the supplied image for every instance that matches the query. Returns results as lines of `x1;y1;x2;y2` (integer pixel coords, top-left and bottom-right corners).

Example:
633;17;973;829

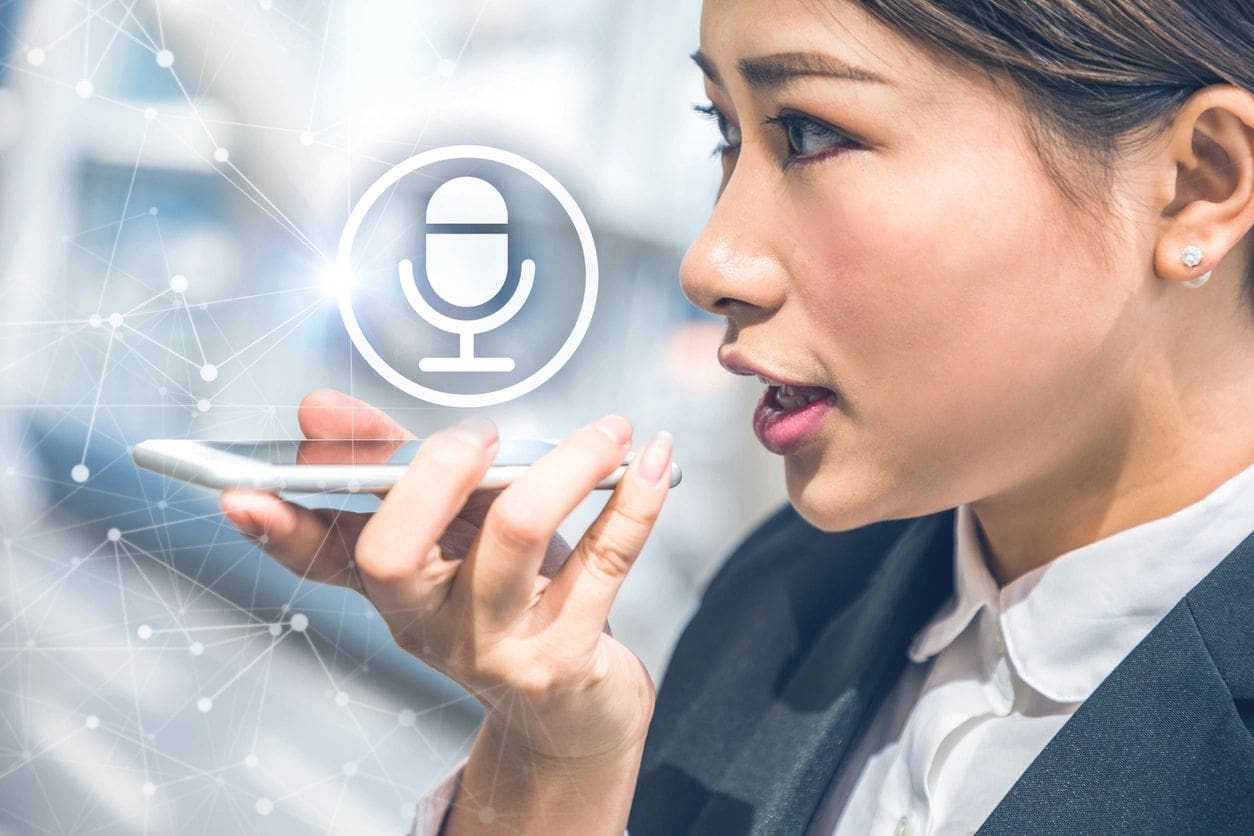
0;1;786;833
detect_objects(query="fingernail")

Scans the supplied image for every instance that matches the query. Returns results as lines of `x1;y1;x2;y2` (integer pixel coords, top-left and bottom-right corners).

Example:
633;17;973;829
593;414;632;445
451;416;498;448
637;431;673;485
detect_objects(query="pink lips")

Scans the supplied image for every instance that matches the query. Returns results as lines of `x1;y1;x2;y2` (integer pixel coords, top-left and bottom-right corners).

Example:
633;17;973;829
752;384;837;455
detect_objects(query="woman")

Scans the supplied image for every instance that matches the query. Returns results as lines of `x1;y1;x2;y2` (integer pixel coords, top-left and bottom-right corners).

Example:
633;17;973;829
221;0;1254;833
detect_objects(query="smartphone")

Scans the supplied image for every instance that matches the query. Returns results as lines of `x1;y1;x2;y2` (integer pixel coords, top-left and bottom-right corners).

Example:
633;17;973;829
131;438;681;493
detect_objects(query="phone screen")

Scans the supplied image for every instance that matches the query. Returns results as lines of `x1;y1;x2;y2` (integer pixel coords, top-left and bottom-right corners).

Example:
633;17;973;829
199;439;565;468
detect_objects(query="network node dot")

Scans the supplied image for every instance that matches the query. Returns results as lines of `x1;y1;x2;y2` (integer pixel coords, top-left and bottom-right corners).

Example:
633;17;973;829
169;274;188;293
341;762;358;776
85;714;100;729
196;399;211;413
189;642;204;656
267;623;281;637
88;314;102;327
144;107;157;121
199;363;218;382
255;798;274;815
108;312;123;328
290;613;309;632
75;79;93;98
299;131;315;147
196;697;213;713
479;806;496;824
70;464;89;483
137;624;153;640
245;753;259;768
437;59;456;78
213;147;230;163
106;528;121;542
397;709;415;727
334;691;349;707
141;782;156;797
149;206;159;215
257;534;269;545
156;499;168;510
157;386;168;396
26;48;45;66
155;49;174;68
259;0;274;9
70;557;81;567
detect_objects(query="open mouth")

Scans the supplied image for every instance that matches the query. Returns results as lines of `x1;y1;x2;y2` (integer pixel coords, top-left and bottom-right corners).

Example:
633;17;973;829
753;377;838;455
760;379;836;413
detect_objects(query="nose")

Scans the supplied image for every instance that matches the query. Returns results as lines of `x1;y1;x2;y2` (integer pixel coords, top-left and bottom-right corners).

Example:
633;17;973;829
679;160;787;323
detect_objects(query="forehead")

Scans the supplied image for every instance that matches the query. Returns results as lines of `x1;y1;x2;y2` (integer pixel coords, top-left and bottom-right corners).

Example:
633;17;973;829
698;0;967;97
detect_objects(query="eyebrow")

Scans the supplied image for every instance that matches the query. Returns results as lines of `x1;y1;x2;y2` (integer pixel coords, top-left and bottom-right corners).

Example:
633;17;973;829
690;49;890;89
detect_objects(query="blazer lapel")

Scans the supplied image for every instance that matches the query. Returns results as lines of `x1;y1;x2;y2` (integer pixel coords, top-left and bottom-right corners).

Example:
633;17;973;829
979;528;1254;833
630;507;955;836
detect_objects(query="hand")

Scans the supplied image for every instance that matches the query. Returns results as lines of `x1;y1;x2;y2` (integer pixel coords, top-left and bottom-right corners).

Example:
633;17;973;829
219;388;674;761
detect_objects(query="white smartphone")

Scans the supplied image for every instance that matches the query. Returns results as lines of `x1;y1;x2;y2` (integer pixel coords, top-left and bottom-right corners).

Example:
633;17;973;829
131;438;682;493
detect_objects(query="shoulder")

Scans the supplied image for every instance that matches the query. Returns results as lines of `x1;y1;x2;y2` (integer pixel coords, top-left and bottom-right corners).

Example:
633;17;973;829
696;504;923;609
652;504;947;704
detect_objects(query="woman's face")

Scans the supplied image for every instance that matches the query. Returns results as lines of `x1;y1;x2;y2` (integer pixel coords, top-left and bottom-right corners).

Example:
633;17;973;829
684;0;1159;530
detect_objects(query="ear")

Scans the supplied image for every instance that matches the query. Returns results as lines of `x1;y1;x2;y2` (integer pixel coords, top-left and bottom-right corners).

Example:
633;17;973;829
1154;84;1254;288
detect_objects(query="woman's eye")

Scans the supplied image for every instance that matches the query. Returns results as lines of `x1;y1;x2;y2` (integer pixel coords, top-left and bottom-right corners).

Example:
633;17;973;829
693;102;741;156
764;111;858;163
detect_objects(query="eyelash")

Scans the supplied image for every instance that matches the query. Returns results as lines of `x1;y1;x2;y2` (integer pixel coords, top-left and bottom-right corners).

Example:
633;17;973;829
692;102;860;167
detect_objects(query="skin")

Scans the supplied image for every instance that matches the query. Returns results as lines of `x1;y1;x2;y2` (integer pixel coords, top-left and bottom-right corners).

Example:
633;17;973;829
220;1;1254;832
688;0;1254;583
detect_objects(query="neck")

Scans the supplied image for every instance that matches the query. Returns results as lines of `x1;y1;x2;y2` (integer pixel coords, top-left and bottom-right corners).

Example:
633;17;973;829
971;315;1254;586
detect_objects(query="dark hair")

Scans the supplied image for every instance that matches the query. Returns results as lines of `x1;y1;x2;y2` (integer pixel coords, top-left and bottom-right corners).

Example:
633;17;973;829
847;0;1254;312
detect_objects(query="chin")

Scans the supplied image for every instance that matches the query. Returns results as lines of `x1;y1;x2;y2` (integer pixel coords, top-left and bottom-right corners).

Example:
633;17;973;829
783;454;916;533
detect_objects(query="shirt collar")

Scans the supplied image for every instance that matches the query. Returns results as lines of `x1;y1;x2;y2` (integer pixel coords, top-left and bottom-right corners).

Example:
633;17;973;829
908;461;1254;703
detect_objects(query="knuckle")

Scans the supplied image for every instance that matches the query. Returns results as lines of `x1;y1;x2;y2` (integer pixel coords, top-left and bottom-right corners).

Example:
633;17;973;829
580;534;637;581
353;528;410;584
489;500;546;551
508;665;559;699
614;497;661;535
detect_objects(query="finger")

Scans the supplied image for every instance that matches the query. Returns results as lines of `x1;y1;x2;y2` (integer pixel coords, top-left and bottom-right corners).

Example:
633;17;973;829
351;418;500;611
296;437;406;466
298;388;414;441
452;415;632;629
220;489;369;591
297;389;416;497
542;431;673;639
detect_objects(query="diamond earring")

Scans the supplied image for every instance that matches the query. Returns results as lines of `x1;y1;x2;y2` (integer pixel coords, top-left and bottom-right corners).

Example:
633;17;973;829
1180;245;1212;288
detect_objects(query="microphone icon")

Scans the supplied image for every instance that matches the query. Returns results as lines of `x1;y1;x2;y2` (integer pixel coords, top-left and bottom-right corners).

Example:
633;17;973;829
399;176;536;373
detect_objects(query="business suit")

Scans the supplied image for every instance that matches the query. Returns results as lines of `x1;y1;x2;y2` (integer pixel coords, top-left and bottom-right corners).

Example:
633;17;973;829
627;506;1254;834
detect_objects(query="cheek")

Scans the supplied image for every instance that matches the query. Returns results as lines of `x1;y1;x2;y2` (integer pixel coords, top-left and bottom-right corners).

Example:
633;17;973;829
781;140;1124;520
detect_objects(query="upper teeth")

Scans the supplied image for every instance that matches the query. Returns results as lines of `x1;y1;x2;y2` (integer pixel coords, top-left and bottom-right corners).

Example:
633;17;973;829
757;374;781;386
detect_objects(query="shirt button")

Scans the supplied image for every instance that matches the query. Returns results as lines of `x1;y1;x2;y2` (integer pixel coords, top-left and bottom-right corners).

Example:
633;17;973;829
894;815;912;836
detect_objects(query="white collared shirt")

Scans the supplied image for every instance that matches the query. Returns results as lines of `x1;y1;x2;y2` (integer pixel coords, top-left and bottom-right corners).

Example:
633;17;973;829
411;461;1254;836
814;460;1254;836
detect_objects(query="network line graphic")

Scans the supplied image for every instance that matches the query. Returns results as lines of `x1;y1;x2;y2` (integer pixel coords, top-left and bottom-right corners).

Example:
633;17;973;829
0;0;724;832
0;2;503;833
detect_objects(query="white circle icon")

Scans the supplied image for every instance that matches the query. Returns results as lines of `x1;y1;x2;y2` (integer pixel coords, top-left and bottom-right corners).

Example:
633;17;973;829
336;145;598;408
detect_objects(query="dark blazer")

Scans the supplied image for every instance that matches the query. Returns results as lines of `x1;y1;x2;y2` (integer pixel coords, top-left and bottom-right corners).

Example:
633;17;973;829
627;506;1254;835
